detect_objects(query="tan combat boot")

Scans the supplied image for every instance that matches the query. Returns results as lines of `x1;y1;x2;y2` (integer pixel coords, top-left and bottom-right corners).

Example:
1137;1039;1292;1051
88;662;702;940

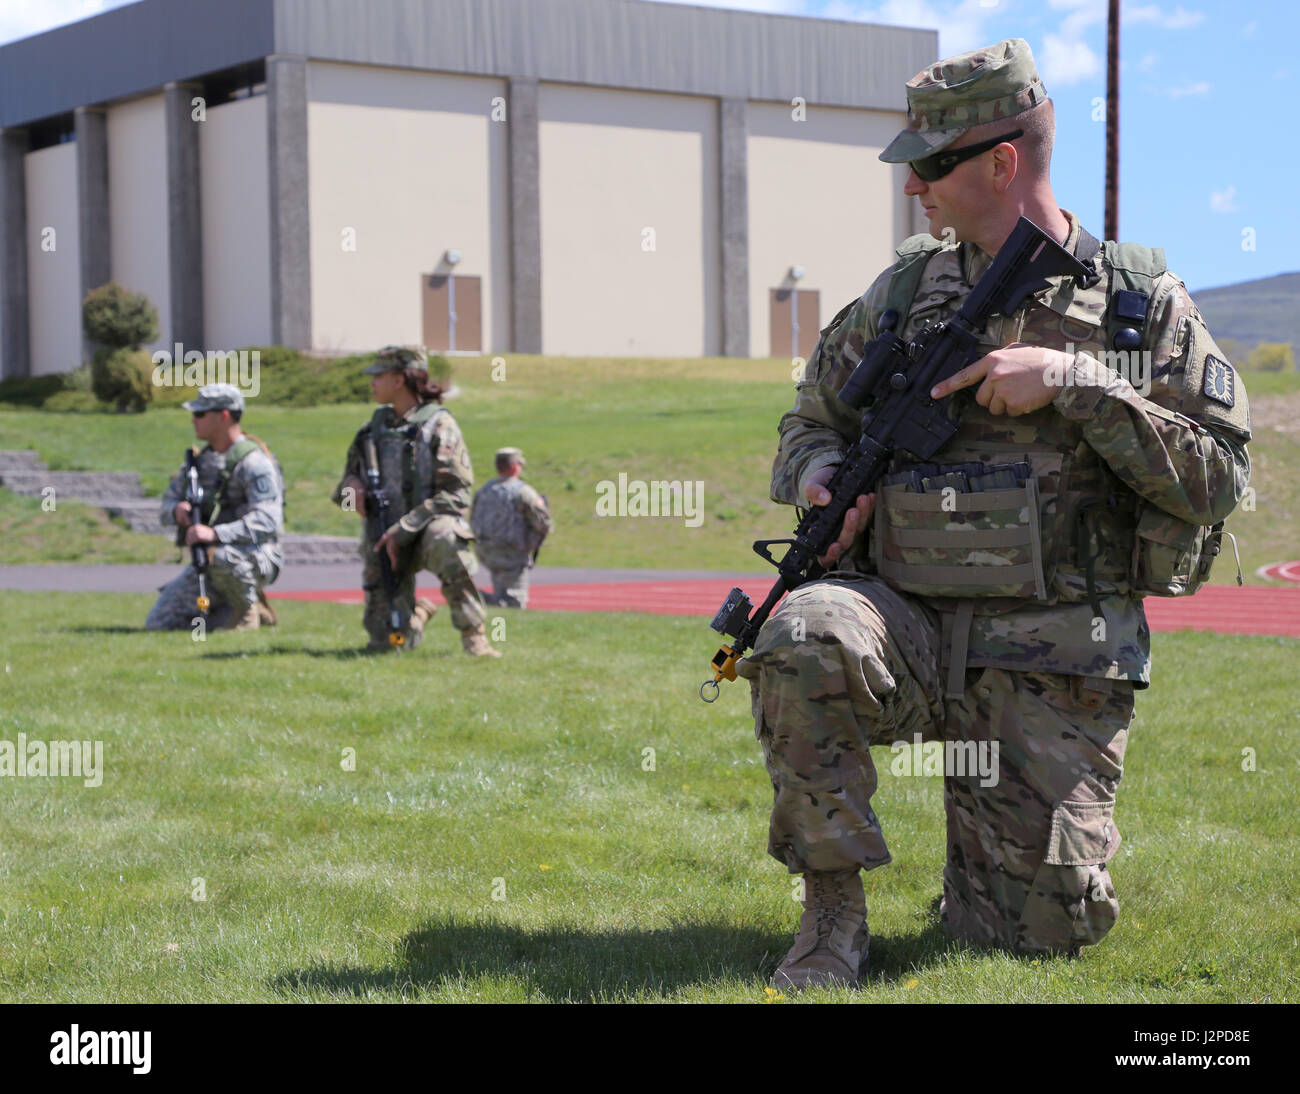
229;602;261;631
772;869;868;991
256;590;279;627
407;598;439;650
461;626;502;658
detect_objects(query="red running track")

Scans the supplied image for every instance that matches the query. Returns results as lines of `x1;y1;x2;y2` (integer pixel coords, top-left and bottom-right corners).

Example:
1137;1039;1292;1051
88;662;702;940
1260;560;1300;584
274;580;1300;637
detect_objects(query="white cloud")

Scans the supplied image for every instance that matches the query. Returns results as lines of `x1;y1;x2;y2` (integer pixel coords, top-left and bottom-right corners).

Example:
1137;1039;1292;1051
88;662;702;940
1040;33;1102;86
1125;4;1206;29
1164;80;1211;98
0;0;125;46
1210;186;1238;213
820;0;1000;55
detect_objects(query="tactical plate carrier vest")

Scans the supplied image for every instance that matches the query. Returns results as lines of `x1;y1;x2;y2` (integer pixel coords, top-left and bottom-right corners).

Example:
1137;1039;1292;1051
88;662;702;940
869;231;1234;617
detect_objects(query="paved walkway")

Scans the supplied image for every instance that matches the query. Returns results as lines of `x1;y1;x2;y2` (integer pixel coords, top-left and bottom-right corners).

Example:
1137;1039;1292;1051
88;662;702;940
5;562;1297;637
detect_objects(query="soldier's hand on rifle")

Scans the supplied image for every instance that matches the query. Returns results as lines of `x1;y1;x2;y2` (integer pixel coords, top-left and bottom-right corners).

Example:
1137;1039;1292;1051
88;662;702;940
185;524;217;546
174;501;193;527
375;529;400;570
804;465;875;569
931;343;1071;416
344;476;367;518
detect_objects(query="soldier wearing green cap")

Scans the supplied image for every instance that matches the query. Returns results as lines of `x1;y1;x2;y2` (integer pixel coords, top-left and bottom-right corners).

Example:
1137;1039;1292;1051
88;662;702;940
333;346;500;657
740;38;1251;989
147;383;285;631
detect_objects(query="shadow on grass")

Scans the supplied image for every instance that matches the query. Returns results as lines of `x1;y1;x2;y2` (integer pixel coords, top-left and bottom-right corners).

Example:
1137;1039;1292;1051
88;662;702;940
198;644;452;661
61;625;145;635
270;912;969;1001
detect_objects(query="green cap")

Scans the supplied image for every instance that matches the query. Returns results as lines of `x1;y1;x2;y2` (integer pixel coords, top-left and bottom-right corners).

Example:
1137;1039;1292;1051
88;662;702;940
879;38;1047;164
363;345;428;375
182;383;245;413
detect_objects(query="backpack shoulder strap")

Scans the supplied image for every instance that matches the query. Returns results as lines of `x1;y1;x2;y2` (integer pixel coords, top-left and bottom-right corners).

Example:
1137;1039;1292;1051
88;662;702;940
1100;240;1167;351
223;438;261;471
884;234;951;320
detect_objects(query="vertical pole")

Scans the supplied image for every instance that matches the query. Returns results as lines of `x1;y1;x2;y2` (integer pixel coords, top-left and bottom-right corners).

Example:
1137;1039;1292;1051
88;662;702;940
448;273;457;353
790;285;799;360
1105;0;1120;241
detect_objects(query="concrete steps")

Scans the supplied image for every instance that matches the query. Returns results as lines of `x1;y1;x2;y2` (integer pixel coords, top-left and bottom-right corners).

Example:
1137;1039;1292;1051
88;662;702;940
0;448;360;563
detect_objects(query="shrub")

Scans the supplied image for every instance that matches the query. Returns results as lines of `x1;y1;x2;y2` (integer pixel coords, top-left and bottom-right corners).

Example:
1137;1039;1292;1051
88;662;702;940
1246;342;1295;373
0;374;66;408
91;347;154;412
42;389;105;413
82;282;159;351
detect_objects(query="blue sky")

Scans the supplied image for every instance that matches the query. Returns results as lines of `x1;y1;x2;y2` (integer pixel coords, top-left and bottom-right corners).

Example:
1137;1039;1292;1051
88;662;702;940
5;0;1295;291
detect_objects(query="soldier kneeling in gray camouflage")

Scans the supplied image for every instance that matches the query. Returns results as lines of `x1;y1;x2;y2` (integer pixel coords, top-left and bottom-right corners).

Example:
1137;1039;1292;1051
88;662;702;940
740;38;1251;989
470;447;553;609
147;383;284;631
333;346;500;657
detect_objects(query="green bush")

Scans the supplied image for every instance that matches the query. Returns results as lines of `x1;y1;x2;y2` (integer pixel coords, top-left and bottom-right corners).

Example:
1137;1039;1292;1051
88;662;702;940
82;282;159;351
237;348;453;407
1246;342;1295;372
91;347;154;412
0;346;456;411
0;374;67;407
41;389;106;413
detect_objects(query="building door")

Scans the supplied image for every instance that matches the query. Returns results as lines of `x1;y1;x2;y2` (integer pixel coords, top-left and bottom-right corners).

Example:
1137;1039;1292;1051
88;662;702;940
422;274;482;352
770;288;820;360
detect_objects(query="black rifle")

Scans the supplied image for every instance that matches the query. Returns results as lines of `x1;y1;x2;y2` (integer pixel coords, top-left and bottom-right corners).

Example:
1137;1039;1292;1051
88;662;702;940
176;448;212;617
362;433;407;647
700;216;1090;701
529;494;550;566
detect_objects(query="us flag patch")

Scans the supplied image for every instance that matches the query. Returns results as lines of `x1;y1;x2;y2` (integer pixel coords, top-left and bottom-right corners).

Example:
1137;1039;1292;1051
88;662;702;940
1203;356;1235;407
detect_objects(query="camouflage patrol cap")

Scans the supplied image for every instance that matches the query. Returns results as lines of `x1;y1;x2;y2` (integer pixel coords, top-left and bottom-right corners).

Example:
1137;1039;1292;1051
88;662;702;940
496;446;526;466
363;345;429;374
879;38;1047;163
182;382;245;413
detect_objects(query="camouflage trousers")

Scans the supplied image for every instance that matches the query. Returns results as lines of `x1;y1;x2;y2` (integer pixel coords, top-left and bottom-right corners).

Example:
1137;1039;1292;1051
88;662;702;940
145;543;280;630
735;574;1134;954
362;516;486;644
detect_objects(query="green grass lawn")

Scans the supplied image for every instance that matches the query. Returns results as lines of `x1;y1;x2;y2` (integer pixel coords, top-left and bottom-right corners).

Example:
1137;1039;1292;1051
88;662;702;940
0;592;1294;1003
0;357;1296;579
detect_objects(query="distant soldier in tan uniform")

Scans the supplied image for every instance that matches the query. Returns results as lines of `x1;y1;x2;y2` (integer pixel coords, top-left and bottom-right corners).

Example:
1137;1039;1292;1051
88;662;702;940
333;346;500;657
470;447;553;609
739;39;1251;989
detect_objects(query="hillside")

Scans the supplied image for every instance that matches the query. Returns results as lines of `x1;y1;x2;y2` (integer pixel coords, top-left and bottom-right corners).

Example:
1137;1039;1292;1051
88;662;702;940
1190;271;1300;357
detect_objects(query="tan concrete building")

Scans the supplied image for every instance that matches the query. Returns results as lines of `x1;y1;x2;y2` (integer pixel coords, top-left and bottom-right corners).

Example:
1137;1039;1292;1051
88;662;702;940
0;0;934;376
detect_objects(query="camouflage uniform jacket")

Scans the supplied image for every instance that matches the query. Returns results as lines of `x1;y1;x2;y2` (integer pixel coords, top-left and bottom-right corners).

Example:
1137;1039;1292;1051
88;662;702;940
772;211;1251;683
332;402;475;546
160;440;284;551
470;477;553;565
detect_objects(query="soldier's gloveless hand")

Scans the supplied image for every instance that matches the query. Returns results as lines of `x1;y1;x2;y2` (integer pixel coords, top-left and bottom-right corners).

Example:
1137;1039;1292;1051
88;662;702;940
174;501;192;527
804;465;875;569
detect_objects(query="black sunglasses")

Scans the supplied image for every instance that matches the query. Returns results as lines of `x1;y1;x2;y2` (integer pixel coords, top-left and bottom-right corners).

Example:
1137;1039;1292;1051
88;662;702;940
910;128;1024;183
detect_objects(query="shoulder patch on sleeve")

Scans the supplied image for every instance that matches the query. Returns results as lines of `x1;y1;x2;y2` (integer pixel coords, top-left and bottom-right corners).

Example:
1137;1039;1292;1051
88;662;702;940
1202;355;1235;407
